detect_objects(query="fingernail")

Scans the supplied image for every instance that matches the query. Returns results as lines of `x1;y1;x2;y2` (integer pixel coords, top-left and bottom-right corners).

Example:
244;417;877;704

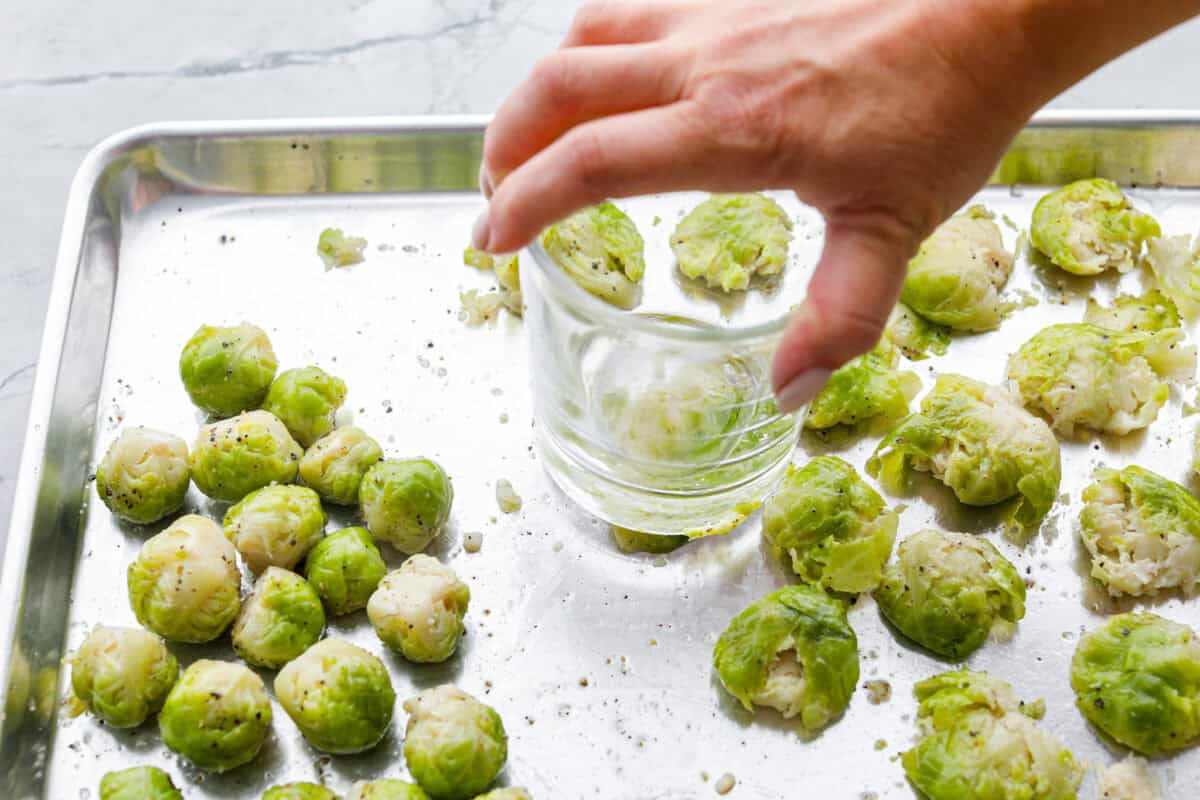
776;368;833;414
478;164;494;199
471;209;492;252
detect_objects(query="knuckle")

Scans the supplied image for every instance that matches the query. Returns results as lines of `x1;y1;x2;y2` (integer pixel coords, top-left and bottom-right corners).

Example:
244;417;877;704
566;127;614;188
530;51;577;107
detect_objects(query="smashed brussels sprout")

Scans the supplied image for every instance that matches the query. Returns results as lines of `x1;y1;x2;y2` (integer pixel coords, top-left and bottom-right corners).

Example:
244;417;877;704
360;458;453;554
1145;232;1200;319
1007;322;1195;436
305;526;387;615
223;484;326;574
318;227;367;269
190;410;302;502
263;783;340;800
346;780;431;799
95;427;190;524
179;322;278;417
540;202;645;309
368;555;470;663
670;193;793;292
1031;178;1160;275
876;530;1025;659
127;515;241;643
761;457;897;593
1099;757;1162;800
868;374;1060;533
262;366;347;448
903;670;1082;799
159;660;272;772
300;426;383;505
69;625;178;728
884;302;950;361
99;766;182;800
275;638;395;754
464;247;521;317
232;567;325;669
474;790;531;800
1084;290;1181;333
403;685;508;800
804;343;920;430
713;584;858;731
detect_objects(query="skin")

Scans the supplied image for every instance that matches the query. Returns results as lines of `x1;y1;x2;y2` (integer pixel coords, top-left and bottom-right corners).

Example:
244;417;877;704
474;0;1200;410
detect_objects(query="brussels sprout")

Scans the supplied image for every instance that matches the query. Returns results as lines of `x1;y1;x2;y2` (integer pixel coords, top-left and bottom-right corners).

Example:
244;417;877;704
179;322;278;417
713;584;858;731
875;530;1025;659
1071;612;1200;755
318;227;367;269
403;685;508;800
262;366;348;448
900;206;1014;332
68;625;178;728
368;555;470;663
804;343;921;431
263;783;340;800
464;248;521;316
274;638;395;754
540;202;645;309
1144;232;1200;319
669;193;794;292
159;659;272;772
99;766;183;800
884;302;950;361
360;458;453;554
95;427;190;524
127;515;241;643
1099;757;1162;800
232;567;325;669
190;410;302;502
903;670;1082;800
1031;178;1159;275
304;526;387;615
300;426;383;505
346;780;431;800
761;457;897;593
867;374;1061;533
1084;289;1181;333
223;484;326;574
473;790;531;800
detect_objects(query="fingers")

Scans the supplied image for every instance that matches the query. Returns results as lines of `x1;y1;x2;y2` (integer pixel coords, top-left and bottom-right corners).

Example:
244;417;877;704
561;0;691;47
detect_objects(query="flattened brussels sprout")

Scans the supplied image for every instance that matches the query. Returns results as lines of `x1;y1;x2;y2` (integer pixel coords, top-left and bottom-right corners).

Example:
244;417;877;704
540;202;645;309
1145;232;1200;319
670;193;793;292
875;530;1025;659
99;765;183;800
368;555;470;663
1031;178;1160;276
300;426;383;505
69;625;178;728
318;227;367;269
127;515;241;643
713;584;858;731
867;374;1061;533
464;247;521;316
159;660;272;772
474;790;531;800
232;567;325;669
274;638;395;754
403;685;508;800
95;427;190;524
360;458;453;554
884;302;950;361
190;410;302;502
262;366;348;448
263;782;340;800
1007;322;1195;436
761;457;897;593
223;484;326;574
346;779;430;799
1084;290;1181;333
179;322;278;417
805;343;920;430
900;206;1014;332
305;526;387;615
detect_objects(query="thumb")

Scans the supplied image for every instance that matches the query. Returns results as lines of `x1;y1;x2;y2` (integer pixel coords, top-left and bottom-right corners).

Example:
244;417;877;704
772;215;915;413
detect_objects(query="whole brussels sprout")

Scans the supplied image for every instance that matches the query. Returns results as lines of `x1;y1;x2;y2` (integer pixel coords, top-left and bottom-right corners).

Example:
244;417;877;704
403;685;508;800
360;458;453;554
1007;322;1195;437
1031;178;1160;276
875;530;1025;659
300;426;383;505
190;410;302;502
304;526;387;615
1084;289;1181;333
805;343;921;431
99;765;183;800
223;484;326;574
95;427;190;524
867;374;1061;534
262;366;348;448
903;670;1082;800
232;567;325;669
159;659;273;772
900;206;1014;332
474;790;531;800
713;584;858;731
368;555;470;663
263;782;340;800
884;302;950;361
69;625;178;728
179;322;277;417
1071;612;1200;755
346;780;431;800
670;193;793;292
1145;232;1200;319
127;515;241;643
540;202;645;309
761;457;897;593
274;638;395;754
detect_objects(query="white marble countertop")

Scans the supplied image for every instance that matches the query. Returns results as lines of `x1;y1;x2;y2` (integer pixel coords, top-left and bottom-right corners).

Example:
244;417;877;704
2;0;1199;547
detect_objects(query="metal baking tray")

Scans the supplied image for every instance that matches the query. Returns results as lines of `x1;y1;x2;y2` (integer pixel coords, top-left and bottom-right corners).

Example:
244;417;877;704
4;114;1200;799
